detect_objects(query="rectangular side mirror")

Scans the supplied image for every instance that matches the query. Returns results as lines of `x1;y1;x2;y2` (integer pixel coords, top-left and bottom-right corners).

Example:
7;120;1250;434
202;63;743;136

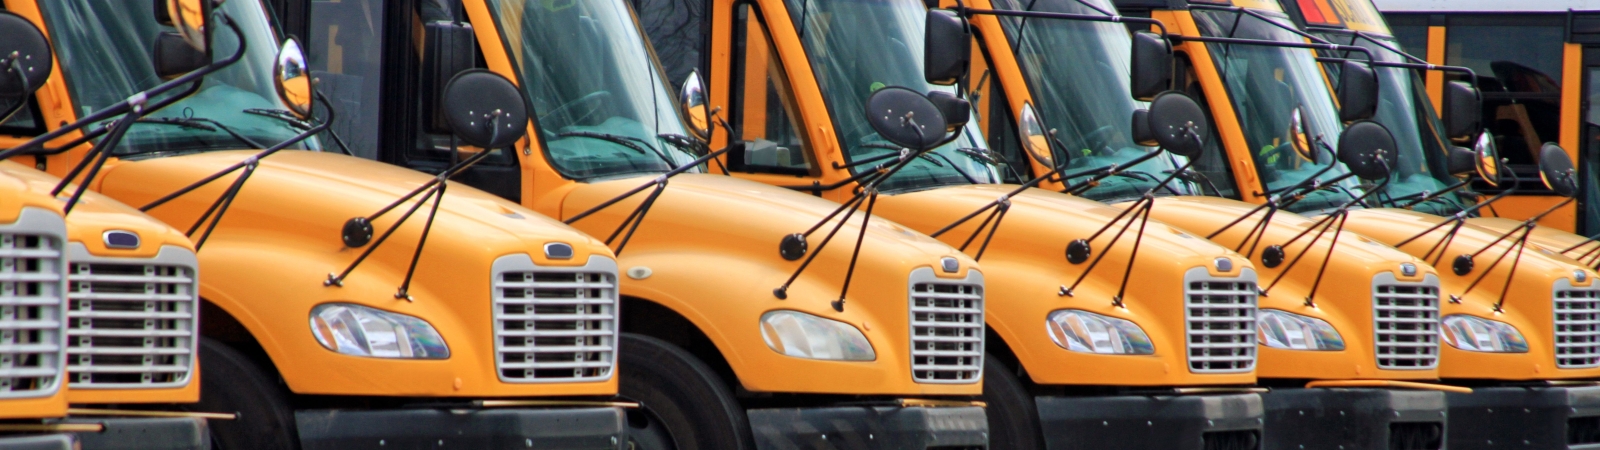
924;9;970;86
1130;109;1157;146
1129;31;1171;101
154;0;172;26
1337;60;1378;122
1446;145;1477;176
423;21;477;134
927;91;971;131
153;31;207;80
1442;81;1482;142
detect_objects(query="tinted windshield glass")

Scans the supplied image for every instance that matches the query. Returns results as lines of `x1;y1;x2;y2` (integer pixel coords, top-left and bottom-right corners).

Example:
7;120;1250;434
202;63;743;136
785;0;998;193
1194;9;1355;213
487;0;698;181
994;0;1197;202
39;0;321;156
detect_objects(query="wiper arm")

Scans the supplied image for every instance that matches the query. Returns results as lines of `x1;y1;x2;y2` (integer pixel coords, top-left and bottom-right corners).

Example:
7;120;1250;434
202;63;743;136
558;131;676;167
136;116;270;149
246;107;354;155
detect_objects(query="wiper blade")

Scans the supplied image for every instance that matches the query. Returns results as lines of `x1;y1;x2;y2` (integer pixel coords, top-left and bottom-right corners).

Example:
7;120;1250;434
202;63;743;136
558;131;676;167
245;107;354;155
135;116;269;149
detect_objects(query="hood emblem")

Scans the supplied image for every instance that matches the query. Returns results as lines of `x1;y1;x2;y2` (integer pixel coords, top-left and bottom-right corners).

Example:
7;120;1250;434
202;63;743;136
1401;263;1418;277
941;257;959;273
103;230;140;249
544;242;574;260
1214;257;1233;272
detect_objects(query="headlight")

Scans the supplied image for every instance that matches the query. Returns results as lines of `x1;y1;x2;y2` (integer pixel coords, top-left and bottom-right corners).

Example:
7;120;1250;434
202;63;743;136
309;303;450;359
1045;310;1154;355
760;310;875;361
1258;309;1345;351
1441;314;1529;353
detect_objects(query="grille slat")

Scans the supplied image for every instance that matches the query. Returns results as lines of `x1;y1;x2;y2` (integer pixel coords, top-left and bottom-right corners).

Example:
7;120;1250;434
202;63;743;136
909;269;983;384
492;256;618;383
1185;268;1257;374
0;227;65;399
1373;275;1440;370
1554;282;1600;369
66;258;198;389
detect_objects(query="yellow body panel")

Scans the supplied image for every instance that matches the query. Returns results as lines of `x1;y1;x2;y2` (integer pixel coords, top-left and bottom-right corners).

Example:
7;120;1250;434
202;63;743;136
0;163;68;420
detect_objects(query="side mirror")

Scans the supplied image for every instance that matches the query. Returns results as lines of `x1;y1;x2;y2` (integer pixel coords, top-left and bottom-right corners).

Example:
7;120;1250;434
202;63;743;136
926;90;970;132
1129;31;1172;102
1337;61;1378;123
1335;120;1397;180
166;0;212;53
423;21;477;134
154;32;208;80
680;71;712;140
274;39;313;119
1446;146;1477;176
924;9;970;86
1287;107;1318;163
442;70;529;149
0;11;54;99
1539;143;1577;197
1442;81;1482;142
1473;132;1501;187
1146;91;1209;158
1017;102;1057;167
1130;109;1157;147
865;86;947;151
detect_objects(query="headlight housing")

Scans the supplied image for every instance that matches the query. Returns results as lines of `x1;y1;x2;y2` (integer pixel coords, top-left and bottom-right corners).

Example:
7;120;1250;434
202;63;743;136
1045;310;1155;355
760;310;875;361
310;303;450;359
1258;309;1345;351
1441;314;1529;353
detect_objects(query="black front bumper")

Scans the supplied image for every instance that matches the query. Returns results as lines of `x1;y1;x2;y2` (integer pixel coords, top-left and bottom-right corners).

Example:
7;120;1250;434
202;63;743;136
1447;385;1600;450
0;434;74;450
294;407;627;450
747;405;988;449
59;416;209;450
1260;388;1447;450
1034;392;1264;450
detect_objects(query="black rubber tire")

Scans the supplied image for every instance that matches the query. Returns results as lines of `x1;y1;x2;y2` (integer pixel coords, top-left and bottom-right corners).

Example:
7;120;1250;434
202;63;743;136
983;354;1045;449
619;333;753;450
185;337;299;450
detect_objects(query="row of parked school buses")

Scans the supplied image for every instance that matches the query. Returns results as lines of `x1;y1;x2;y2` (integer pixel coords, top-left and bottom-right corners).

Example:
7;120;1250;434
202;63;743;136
0;0;1594;449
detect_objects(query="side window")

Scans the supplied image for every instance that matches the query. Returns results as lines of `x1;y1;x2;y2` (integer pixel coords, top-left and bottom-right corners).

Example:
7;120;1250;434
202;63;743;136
407;4;509;165
308;0;388;159
727;2;813;175
1443;15;1564;170
1175;54;1241;199
629;0;708;90
967;37;1027;183
0;97;44;137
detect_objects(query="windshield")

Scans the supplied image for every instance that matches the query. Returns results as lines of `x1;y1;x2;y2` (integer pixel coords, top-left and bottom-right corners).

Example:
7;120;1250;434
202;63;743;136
1194;9;1355;214
39;0;321;156
993;0;1198;202
1326;34;1467;215
786;0;999;193
486;0;699;181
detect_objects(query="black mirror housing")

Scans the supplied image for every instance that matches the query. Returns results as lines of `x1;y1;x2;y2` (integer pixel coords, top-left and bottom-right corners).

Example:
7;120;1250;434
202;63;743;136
1446;146;1477;176
153;31;208;80
1335;120;1397;180
442;70;530;149
1442;81;1482;142
924;9;970;86
1131;109;1157;147
1129;31;1171;101
1337;61;1378;123
865;86;947;151
926;90;970;132
154;0;173;26
0;11;54;98
423;21;478;134
1539;143;1578;197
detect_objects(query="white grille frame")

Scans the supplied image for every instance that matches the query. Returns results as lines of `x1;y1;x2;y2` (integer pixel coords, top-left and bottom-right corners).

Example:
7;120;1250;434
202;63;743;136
0;207;67;399
1372;272;1440;370
491;254;619;384
1553;278;1600;369
1183;267;1257;374
908;267;984;384
64;244;199;390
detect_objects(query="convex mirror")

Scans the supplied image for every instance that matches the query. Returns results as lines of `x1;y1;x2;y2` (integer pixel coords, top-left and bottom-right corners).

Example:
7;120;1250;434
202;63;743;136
166;0;211;53
1018;102;1056;167
274;39;312;119
1336;120;1397;180
1442;81;1482;142
865;86;947;151
1145;91;1208;158
680;71;712;140
1539;143;1577;197
1337;61;1378;123
1130;31;1172;101
1287;108;1317;163
442;70;529;149
1472;132;1501;186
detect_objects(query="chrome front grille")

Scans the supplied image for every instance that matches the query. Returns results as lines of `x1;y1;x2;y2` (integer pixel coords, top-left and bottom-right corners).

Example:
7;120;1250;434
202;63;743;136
65;246;199;389
1372;273;1439;370
908;267;984;384
0;209;67;399
1183;267;1257;374
492;254;618;383
1554;279;1600;369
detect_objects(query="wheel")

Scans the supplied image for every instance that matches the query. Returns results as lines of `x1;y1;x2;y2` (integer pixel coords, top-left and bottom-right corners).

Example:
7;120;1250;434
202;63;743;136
982;354;1044;449
184;337;298;450
619;333;752;450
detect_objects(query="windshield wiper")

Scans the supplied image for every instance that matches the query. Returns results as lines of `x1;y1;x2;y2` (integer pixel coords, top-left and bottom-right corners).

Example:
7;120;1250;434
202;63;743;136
557;130;677;168
135;116;270;150
246;107;353;155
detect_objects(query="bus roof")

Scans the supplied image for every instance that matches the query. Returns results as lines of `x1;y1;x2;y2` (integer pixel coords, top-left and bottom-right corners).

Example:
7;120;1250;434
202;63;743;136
1375;0;1600;13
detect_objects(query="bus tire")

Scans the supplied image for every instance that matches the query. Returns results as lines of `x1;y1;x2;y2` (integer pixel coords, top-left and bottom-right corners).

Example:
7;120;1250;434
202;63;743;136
983;354;1044;449
188;337;299;450
619;332;752;450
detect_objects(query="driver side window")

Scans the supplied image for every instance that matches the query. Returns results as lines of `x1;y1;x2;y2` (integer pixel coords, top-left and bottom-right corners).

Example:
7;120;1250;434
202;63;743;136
727;2;814;176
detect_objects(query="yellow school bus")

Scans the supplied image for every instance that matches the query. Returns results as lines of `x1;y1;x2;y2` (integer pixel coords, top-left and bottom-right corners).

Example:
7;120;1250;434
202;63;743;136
0;162;72;448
